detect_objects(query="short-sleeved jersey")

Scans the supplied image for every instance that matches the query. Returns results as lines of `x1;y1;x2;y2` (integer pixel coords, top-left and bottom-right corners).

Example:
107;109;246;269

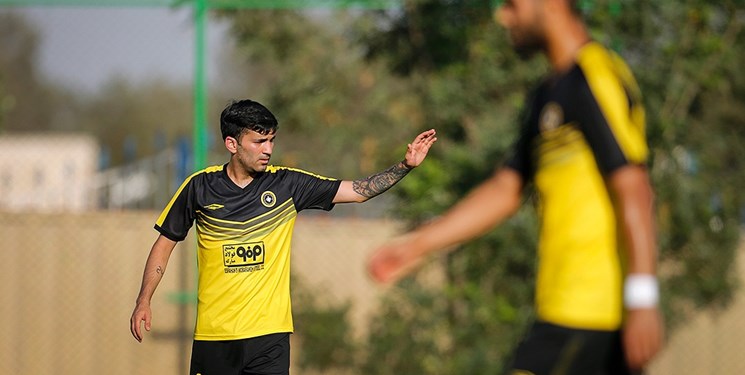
506;42;648;330
155;164;341;340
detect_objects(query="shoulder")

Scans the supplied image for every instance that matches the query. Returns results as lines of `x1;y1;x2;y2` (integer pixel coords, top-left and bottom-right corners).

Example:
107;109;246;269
575;42;639;93
576;42;618;72
187;164;224;181
177;164;225;190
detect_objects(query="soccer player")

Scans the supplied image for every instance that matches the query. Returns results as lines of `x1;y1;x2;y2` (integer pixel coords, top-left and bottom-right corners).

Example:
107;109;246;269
129;99;436;375
367;0;664;373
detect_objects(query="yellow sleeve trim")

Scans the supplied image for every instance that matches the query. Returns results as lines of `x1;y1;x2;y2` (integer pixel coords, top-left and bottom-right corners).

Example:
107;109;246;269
156;164;224;227
266;165;338;181
577;43;648;164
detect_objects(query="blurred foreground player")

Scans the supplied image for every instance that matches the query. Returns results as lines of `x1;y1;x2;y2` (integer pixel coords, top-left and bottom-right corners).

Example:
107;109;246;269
368;0;663;373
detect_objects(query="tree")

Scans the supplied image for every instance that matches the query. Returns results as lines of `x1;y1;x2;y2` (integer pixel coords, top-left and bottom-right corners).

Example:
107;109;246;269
0;12;56;132
73;77;195;166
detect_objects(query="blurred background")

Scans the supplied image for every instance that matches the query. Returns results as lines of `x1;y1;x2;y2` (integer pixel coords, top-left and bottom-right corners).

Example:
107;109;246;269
0;0;744;374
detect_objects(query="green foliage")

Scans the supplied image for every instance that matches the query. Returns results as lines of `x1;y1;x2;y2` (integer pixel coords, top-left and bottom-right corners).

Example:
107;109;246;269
0;12;57;132
361;282;451;374
358;0;488;75
292;280;358;372
73;78;195;165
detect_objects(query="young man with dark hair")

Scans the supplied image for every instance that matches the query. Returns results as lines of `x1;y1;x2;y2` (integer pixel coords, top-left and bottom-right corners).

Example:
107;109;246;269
130;99;437;375
368;0;664;373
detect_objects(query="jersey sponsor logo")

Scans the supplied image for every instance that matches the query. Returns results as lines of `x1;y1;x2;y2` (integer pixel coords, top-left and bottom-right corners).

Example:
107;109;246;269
539;102;563;133
204;203;224;210
223;242;266;271
261;191;277;208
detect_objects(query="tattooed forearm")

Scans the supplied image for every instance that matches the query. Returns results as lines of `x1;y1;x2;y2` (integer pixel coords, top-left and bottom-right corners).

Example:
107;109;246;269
352;161;412;198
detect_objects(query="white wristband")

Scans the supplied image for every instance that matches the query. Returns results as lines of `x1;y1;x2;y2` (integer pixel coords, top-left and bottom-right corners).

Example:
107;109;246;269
624;274;659;309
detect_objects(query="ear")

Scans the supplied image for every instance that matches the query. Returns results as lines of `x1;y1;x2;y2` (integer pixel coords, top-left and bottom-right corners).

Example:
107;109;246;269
225;136;238;153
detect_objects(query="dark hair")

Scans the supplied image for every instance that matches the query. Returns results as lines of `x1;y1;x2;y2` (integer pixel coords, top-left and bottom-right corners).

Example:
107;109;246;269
220;99;279;140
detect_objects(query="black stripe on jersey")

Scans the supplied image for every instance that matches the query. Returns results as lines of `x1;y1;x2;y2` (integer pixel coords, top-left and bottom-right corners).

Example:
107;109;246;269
534;124;585;161
196;198;297;241
197;198;294;231
571;69;629;175
506;59;636;180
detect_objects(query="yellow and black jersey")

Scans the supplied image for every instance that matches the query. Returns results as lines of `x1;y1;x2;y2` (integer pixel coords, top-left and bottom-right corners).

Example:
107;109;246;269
155;164;341;340
506;42;648;330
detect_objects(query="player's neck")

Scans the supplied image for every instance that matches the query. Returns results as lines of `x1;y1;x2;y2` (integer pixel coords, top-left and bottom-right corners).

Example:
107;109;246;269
226;161;257;189
545;17;590;73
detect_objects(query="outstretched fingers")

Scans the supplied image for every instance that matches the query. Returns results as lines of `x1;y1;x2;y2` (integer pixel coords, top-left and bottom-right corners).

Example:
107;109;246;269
413;129;437;147
405;129;437;168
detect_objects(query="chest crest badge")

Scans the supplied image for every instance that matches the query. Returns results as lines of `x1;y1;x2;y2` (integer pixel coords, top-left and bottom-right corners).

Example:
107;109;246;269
539;102;564;133
261;191;277;208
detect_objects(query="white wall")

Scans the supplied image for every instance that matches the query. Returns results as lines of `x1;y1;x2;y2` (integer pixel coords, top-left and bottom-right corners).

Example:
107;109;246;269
0;133;99;212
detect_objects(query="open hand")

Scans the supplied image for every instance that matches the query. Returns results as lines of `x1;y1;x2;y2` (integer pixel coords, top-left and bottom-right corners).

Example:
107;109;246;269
368;235;425;284
403;129;437;168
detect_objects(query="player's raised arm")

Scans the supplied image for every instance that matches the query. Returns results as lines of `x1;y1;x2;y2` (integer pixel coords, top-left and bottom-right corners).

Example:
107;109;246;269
333;129;437;204
130;235;178;342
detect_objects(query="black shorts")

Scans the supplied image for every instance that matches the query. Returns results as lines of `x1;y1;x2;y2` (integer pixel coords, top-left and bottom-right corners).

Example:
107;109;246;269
189;333;290;375
503;321;641;375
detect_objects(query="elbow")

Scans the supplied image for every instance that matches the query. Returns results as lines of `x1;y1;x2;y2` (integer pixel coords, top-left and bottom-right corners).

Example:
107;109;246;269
354;195;371;203
334;193;370;204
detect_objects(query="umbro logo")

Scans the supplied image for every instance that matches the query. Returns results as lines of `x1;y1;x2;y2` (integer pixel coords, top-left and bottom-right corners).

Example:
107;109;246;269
204;203;225;210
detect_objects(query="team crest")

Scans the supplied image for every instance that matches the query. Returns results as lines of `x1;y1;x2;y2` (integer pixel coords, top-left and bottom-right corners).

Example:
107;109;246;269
539;102;563;133
261;191;277;208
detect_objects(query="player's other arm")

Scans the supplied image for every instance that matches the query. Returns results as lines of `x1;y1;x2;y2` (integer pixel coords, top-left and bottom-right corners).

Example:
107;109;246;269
130;234;178;342
333;129;437;204
607;165;664;370
367;167;523;284
609;166;657;275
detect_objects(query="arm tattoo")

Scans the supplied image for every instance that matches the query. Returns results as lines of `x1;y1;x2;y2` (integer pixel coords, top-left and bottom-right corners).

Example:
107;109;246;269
352;161;412;199
156;266;164;276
